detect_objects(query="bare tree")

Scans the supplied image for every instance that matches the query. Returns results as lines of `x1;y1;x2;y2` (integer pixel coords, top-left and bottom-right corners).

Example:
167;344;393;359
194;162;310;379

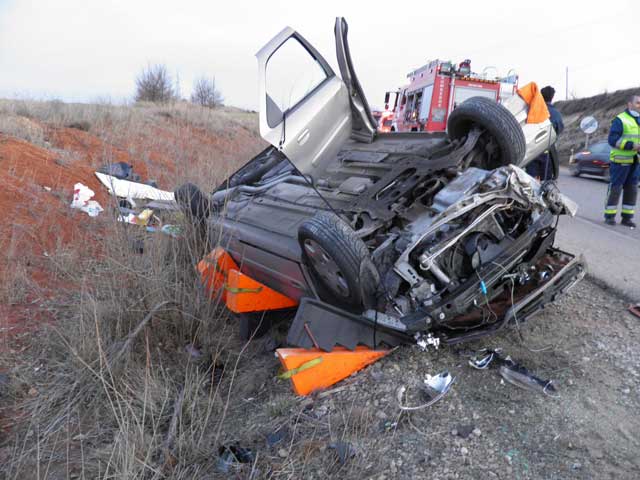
135;64;175;103
190;76;224;108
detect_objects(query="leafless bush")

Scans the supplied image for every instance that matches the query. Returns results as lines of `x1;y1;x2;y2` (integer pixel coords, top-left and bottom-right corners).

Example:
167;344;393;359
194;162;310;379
191;76;224;108
135;64;175;104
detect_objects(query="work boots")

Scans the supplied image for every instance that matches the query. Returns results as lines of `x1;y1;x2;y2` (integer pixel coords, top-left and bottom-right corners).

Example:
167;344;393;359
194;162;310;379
621;218;637;229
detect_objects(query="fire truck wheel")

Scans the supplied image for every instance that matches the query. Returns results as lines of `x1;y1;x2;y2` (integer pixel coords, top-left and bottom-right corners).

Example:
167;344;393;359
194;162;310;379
447;96;526;168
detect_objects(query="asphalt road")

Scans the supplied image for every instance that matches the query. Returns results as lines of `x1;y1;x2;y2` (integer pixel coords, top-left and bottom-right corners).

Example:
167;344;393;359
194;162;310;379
555;167;640;301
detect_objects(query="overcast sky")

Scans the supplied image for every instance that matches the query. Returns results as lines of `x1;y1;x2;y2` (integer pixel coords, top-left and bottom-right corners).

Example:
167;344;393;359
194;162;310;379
1;0;637;110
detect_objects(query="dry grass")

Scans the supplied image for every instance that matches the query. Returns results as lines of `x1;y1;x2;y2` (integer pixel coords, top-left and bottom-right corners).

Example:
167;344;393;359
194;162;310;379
0;227;39;306
0;98;369;479
2;213;238;478
0;113;47;148
0;201;373;479
0;98;259;139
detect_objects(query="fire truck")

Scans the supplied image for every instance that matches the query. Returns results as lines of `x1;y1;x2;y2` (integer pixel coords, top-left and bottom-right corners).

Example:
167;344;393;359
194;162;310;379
372;109;395;133
381;59;518;133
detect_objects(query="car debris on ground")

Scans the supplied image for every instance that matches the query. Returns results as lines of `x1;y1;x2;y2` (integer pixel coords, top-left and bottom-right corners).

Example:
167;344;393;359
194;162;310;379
328;440;356;464
396;371;456;410
70;182;103;217
95;171;174;201
469;349;557;396
216;444;255;473
629;304;640;319
78;162;183;240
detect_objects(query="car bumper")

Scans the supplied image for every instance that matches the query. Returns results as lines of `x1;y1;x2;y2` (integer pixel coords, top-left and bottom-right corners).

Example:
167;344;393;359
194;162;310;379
286;248;587;350
442;249;587;344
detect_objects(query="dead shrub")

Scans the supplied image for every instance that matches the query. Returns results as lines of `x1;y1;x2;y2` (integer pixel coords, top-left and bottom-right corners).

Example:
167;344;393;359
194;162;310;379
191;77;224;108
135;64;176;104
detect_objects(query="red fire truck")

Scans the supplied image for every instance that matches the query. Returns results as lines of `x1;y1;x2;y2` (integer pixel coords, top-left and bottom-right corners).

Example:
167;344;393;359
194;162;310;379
381;59;518;133
372;109;395;133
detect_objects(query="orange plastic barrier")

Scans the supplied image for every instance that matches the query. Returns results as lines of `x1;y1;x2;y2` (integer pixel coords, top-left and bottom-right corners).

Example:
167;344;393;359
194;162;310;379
517;82;550;124
276;346;390;395
197;247;239;302
225;269;298;313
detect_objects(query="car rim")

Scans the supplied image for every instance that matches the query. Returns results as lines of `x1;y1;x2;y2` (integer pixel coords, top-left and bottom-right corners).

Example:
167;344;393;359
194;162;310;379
303;239;350;297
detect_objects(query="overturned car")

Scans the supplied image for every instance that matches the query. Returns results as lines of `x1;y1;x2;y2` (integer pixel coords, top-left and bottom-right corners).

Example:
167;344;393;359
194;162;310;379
178;18;585;351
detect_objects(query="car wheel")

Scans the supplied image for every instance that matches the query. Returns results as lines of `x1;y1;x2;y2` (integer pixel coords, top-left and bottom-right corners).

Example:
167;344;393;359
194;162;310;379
298;212;379;311
175;183;211;221
447;96;526;169
570;165;581;177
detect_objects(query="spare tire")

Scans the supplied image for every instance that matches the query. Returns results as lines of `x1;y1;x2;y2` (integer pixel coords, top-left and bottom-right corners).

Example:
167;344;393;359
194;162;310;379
447;96;526;168
298;212;379;312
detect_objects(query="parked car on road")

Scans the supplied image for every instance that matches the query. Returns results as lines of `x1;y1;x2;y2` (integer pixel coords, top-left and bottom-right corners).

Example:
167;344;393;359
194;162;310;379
177;18;586;350
570;141;611;181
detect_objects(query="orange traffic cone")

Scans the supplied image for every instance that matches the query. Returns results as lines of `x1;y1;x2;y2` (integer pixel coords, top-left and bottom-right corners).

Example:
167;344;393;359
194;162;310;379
276;346;390;396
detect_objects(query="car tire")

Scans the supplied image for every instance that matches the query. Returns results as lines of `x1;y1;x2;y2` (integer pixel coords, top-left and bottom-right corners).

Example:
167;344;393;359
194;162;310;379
174;183;211;221
570;165;581;177
447;96;526;168
298;212;379;311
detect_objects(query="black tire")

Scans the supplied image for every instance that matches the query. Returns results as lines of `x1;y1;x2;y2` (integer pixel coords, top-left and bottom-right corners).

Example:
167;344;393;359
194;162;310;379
298;212;379;311
447;96;526;168
570;164;581;177
174;183;211;221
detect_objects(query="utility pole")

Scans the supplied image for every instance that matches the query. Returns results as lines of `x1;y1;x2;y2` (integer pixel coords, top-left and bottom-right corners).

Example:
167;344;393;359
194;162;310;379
565;66;569;100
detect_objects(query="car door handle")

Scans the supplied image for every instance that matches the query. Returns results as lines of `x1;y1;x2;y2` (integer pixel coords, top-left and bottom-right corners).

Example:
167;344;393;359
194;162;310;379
297;129;310;145
534;130;549;143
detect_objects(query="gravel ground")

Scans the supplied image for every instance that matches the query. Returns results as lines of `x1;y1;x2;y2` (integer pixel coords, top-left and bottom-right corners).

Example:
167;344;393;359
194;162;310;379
217;278;640;479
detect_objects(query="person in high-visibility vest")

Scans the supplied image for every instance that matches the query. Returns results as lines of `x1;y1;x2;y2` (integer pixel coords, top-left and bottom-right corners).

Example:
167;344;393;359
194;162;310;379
604;94;640;228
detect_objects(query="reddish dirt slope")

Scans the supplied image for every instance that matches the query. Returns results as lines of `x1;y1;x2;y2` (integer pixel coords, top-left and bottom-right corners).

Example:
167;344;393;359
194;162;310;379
0;106;265;346
0;133;107;257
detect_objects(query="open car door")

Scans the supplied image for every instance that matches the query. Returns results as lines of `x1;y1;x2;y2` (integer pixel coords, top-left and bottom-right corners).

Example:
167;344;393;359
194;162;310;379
256;26;352;183
334;17;377;143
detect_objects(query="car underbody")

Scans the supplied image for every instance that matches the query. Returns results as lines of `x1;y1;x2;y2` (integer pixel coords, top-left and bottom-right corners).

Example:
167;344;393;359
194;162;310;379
196;128;585;350
177;17;586;352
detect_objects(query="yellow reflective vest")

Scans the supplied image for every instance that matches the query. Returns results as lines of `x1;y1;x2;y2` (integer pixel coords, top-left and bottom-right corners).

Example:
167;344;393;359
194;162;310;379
610;111;640;164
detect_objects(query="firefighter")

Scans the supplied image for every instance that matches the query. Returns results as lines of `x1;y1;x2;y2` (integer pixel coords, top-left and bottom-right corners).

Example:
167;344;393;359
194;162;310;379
604;94;640;228
526;86;564;181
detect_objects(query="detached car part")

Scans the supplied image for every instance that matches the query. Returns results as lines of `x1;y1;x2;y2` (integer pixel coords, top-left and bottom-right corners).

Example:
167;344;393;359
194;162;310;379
396;371;456;411
469;349;558;396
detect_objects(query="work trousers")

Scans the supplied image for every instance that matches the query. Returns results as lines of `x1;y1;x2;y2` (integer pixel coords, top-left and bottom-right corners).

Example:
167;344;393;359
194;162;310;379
604;160;640;219
525;146;559;181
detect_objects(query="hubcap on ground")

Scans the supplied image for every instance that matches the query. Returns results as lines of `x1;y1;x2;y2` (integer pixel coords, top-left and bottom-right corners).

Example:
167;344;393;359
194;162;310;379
303;239;350;298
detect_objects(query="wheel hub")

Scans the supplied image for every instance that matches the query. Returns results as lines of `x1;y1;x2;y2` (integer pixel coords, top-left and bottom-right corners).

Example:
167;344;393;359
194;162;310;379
303;239;350;298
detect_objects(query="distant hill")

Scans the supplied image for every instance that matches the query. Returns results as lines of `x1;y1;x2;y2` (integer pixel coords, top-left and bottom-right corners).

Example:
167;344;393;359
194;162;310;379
553;86;639;160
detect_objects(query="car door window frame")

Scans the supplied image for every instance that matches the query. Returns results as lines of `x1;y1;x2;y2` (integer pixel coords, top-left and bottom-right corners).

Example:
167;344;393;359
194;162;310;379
265;33;336;129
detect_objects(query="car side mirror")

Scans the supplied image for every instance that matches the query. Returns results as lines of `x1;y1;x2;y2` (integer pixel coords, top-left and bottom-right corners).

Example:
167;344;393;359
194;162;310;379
266;94;284;128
